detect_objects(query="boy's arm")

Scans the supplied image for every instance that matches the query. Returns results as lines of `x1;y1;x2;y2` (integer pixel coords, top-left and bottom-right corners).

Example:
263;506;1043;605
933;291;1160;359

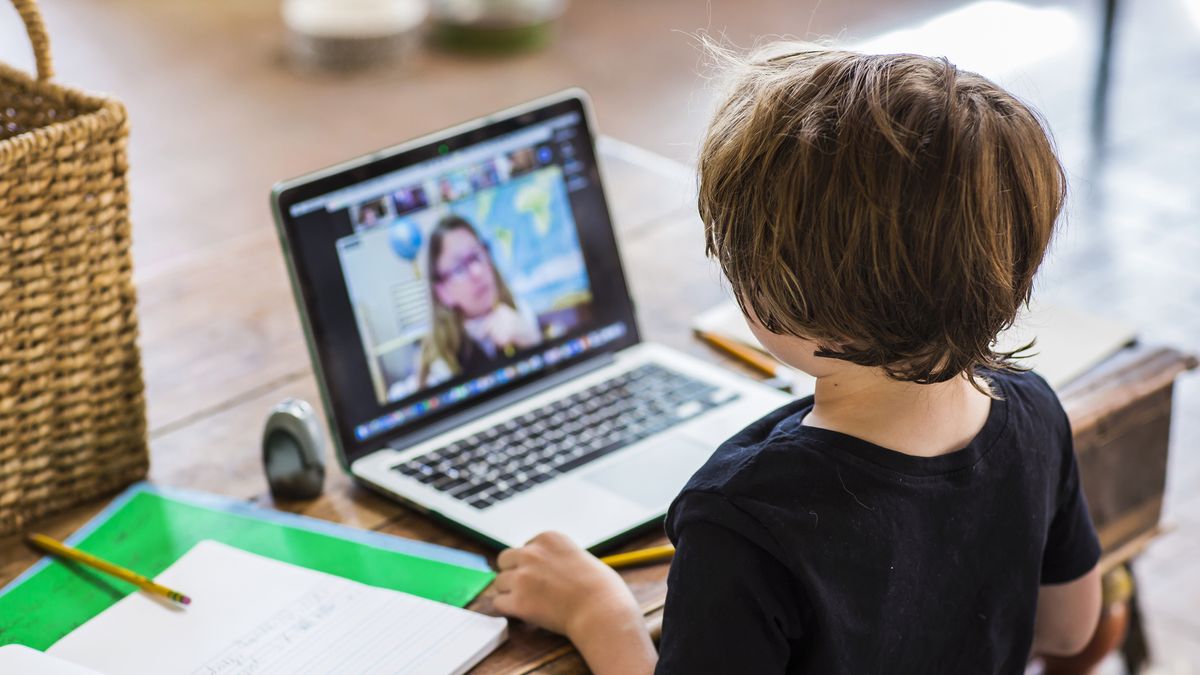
1034;402;1103;657
492;532;656;675
1031;563;1101;656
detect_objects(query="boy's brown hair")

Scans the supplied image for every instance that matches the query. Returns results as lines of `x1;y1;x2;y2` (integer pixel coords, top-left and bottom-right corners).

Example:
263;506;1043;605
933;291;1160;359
699;46;1066;386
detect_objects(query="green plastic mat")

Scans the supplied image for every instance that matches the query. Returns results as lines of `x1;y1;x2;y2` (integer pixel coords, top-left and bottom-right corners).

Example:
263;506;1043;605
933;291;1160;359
0;484;495;650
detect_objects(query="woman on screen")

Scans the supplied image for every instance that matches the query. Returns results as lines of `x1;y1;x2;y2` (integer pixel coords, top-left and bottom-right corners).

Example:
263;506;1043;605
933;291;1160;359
417;215;541;388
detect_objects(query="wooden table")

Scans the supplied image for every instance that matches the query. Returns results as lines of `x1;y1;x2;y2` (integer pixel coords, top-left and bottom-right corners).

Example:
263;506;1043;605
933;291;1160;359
0;135;1194;672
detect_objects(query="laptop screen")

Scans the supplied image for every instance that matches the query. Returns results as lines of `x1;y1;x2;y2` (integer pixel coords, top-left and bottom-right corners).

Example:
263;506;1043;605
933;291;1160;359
274;93;640;463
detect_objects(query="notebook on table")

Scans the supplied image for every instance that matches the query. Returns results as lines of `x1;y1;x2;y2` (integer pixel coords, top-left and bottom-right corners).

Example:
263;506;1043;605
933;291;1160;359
0;483;495;651
42;541;506;675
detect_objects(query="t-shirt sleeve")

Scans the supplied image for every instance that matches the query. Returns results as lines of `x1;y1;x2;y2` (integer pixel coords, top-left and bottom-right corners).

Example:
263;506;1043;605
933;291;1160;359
656;497;803;674
1040;416;1102;584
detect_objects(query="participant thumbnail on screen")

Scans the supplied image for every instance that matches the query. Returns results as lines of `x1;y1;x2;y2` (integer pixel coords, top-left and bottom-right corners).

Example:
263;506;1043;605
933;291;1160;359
351;197;390;232
337;165;593;406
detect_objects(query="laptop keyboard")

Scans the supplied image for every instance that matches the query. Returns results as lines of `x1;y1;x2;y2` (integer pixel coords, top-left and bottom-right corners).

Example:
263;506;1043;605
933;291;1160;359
391;363;740;510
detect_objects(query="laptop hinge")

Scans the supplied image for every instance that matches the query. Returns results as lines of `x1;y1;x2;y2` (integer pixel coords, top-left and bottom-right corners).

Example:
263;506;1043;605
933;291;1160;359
377;352;618;453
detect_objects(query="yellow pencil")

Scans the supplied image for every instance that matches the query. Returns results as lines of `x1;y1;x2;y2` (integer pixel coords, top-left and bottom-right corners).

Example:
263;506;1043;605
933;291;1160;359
694;329;779;377
600;544;675;569
26;533;192;606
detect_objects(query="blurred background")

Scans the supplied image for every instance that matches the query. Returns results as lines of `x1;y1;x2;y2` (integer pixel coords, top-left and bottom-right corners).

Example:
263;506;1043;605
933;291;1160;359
1;0;1196;671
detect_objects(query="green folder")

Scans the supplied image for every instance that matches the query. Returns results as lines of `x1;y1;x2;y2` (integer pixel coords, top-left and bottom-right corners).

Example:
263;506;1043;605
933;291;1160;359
0;483;495;650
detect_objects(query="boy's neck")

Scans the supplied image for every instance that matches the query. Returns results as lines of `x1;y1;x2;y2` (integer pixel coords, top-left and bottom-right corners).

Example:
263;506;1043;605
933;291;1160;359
803;367;993;459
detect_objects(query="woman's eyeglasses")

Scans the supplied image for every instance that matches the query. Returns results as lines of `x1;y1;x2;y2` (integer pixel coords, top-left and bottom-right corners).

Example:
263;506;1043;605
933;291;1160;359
436;248;489;283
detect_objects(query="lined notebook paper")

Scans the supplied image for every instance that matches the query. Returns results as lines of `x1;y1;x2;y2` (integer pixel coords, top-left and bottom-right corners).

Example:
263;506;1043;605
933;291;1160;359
48;541;507;675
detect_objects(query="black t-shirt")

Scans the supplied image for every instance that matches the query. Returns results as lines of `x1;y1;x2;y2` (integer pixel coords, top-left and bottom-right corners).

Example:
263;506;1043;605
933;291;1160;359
656;369;1100;675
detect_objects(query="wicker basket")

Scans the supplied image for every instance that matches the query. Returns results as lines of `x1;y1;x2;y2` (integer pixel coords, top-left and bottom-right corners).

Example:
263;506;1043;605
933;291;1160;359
0;0;148;534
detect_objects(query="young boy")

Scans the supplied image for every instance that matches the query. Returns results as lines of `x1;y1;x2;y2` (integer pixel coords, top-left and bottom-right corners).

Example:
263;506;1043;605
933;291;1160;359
491;46;1102;674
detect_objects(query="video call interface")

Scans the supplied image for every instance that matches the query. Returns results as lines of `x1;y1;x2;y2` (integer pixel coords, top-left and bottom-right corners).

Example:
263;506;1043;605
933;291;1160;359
290;112;629;444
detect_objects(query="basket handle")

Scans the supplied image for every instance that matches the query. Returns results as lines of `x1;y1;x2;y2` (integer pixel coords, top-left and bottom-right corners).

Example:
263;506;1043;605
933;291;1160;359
10;0;54;81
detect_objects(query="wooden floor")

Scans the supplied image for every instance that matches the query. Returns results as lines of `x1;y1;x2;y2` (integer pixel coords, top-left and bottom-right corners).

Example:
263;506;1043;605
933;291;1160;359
1;0;1198;670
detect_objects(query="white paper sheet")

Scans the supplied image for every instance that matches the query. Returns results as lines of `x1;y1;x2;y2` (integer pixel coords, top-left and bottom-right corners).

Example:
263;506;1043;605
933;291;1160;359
993;300;1136;388
49;540;507;675
0;644;104;674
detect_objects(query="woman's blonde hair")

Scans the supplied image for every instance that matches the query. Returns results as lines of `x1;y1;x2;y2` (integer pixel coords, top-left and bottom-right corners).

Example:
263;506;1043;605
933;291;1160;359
699;45;1066;386
418;215;517;386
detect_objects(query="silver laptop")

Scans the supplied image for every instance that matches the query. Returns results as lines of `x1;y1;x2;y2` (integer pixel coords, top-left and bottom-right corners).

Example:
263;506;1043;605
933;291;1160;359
271;90;789;550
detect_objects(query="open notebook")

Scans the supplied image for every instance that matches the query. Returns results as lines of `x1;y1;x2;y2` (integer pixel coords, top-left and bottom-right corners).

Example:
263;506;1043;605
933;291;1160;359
693;298;1136;394
37;541;507;675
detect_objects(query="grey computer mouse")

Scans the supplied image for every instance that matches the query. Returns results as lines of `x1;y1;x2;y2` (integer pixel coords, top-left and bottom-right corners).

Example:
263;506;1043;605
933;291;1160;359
262;398;326;500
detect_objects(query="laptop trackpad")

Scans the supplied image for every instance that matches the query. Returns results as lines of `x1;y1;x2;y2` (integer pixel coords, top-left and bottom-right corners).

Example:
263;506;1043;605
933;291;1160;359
581;436;712;510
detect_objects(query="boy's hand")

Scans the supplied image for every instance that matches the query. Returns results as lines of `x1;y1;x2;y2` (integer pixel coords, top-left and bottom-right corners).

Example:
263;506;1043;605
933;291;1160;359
493;532;656;675
493;531;637;637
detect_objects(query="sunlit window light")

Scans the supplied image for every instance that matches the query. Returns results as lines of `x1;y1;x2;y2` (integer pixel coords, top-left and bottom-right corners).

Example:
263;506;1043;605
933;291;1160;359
852;1;1081;78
